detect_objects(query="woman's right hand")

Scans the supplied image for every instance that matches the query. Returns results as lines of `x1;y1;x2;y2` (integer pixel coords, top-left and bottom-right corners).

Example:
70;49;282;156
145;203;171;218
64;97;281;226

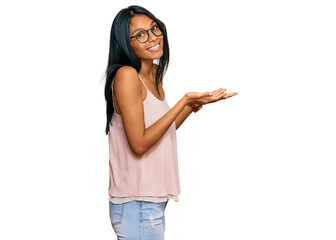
185;88;238;106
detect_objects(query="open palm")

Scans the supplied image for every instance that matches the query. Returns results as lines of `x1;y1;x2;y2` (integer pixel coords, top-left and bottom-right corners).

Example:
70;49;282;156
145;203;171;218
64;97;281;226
186;88;238;107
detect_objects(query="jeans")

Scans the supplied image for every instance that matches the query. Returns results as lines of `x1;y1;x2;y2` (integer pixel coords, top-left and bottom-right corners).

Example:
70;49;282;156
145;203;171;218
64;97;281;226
109;200;169;240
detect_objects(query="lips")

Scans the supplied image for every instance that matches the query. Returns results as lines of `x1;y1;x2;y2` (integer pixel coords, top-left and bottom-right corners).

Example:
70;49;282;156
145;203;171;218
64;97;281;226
147;43;161;51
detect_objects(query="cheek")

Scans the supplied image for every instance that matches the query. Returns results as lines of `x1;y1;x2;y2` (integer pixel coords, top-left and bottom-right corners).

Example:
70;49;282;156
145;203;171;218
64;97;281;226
130;43;146;58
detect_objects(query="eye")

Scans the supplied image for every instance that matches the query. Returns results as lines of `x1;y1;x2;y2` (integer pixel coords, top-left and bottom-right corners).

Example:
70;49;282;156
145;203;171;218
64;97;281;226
151;24;162;36
137;32;145;38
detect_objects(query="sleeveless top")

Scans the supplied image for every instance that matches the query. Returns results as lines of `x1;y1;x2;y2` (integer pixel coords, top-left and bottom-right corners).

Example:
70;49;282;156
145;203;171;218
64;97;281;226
108;75;181;204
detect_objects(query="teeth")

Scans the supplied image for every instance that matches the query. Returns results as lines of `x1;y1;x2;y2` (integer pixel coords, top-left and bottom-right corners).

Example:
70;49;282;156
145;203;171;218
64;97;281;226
148;44;159;50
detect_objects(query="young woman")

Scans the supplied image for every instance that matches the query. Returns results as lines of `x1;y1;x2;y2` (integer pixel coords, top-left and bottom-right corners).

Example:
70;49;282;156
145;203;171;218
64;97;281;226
104;5;237;239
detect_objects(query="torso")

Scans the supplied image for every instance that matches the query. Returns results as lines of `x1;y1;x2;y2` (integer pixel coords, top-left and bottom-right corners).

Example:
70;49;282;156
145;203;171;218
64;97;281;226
140;77;165;102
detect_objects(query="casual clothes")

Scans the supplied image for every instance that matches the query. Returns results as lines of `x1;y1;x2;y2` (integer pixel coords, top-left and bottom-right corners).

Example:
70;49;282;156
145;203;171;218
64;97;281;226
108;75;181;204
109;200;168;240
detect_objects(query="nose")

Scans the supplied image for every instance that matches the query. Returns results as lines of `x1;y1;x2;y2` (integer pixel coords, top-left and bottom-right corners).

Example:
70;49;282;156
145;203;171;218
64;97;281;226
147;30;157;42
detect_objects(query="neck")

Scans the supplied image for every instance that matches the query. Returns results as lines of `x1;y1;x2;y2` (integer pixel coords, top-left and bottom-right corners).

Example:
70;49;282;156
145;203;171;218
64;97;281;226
139;59;155;83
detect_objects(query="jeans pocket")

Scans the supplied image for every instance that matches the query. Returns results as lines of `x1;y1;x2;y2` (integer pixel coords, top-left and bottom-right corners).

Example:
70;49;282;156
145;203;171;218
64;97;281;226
109;202;124;226
141;201;167;229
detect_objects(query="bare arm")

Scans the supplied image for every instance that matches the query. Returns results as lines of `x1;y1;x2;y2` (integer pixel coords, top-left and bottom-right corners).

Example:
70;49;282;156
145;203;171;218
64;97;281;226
114;66;236;156
114;66;190;155
174;105;193;130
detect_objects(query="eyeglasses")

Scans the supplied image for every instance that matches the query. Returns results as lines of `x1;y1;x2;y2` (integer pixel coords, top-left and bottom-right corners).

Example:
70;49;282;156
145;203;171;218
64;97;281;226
130;24;163;43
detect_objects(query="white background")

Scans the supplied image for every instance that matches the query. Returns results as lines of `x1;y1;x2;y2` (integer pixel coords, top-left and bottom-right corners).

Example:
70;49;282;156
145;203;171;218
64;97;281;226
0;0;335;239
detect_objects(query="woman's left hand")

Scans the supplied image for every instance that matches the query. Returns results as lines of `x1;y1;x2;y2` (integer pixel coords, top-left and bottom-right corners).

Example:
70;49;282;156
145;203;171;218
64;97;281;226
189;103;203;113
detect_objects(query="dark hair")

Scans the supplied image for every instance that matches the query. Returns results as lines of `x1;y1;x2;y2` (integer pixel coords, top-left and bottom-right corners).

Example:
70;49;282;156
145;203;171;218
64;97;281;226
104;5;170;134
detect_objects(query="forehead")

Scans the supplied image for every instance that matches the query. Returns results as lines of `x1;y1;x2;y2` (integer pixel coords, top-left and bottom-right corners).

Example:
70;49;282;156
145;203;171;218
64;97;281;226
129;14;155;31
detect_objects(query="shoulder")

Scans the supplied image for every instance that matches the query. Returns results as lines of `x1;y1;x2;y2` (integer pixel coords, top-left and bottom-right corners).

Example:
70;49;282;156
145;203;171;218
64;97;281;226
115;66;138;81
113;66;140;91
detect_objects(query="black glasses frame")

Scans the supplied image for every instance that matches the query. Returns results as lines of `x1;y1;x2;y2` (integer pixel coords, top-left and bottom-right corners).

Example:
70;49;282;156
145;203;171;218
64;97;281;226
130;25;163;43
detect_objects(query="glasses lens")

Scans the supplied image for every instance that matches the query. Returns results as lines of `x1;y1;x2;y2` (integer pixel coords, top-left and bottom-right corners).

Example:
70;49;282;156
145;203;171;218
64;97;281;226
152;25;162;36
136;30;148;43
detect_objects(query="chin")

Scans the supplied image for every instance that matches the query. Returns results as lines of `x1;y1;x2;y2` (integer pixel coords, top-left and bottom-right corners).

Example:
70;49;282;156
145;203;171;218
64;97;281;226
151;51;164;59
142;51;163;60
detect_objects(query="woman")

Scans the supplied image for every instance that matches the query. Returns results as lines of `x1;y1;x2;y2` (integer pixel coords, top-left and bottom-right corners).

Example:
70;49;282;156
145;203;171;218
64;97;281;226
104;5;237;239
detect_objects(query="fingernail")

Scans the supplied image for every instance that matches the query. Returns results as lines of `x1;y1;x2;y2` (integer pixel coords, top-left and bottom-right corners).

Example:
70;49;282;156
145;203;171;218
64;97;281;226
209;92;213;96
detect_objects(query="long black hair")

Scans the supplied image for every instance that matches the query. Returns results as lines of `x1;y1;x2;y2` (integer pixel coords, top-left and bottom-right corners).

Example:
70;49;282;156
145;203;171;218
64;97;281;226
104;5;170;134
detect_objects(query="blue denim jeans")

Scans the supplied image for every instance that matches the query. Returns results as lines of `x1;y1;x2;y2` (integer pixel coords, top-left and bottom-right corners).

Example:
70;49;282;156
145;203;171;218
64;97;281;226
109;200;169;240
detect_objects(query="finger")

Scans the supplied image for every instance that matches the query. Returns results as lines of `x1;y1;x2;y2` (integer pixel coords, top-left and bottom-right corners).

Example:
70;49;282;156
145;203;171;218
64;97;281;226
196;90;228;104
213;88;226;96
194;92;213;98
212;91;227;101
211;91;228;100
228;92;238;96
224;92;238;98
202;88;227;97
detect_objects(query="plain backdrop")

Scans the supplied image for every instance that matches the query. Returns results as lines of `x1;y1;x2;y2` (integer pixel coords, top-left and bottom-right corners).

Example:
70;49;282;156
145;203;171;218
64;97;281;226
0;0;335;239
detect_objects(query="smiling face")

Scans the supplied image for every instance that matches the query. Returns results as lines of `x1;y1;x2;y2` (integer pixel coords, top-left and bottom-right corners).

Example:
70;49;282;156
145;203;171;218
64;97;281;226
129;14;164;61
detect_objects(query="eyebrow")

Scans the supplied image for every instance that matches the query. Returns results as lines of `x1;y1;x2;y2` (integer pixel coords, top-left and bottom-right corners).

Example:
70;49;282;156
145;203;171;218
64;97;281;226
131;20;156;35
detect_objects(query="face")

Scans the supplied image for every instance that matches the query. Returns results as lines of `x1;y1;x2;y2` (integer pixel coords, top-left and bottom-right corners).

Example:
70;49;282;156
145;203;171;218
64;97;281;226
129;14;164;61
